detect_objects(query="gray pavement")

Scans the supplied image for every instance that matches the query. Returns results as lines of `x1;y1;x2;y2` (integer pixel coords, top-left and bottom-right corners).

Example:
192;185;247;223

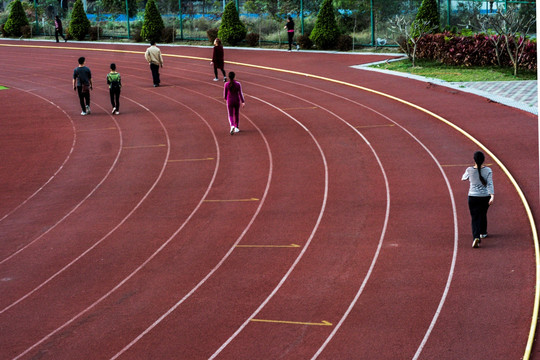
356;58;538;115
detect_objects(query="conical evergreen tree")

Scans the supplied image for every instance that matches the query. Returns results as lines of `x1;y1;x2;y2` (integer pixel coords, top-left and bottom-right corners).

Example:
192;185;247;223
69;0;91;40
309;0;340;50
412;0;439;37
141;0;164;42
218;1;247;46
3;0;29;37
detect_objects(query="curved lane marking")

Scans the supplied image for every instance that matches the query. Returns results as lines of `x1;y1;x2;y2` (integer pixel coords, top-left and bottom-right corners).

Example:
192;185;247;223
0;88;76;224
1;43;537;359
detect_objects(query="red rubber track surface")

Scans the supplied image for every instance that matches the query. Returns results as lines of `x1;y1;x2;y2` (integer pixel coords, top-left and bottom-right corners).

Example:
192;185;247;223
0;41;538;360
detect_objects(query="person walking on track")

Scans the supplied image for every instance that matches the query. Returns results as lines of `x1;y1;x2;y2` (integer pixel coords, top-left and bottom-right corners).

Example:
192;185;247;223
54;15;67;42
211;38;227;82
107;63;122;115
73;56;92;116
462;151;495;248
224;71;245;135
284;16;299;51
145;40;163;87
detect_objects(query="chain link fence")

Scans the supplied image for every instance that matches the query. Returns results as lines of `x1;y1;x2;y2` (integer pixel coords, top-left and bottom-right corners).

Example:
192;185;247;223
0;0;536;46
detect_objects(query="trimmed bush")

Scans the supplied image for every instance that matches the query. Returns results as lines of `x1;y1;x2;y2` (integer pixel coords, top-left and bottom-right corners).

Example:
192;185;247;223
68;0;90;41
161;26;175;43
412;0;440;37
310;0;340;50
207;28;218;43
218;1;246;46
89;26;103;40
140;0;164;42
297;34;313;50
3;0;29;37
246;32;259;47
337;34;352;51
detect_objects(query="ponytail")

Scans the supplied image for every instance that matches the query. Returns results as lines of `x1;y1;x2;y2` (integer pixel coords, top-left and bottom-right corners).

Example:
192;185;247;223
474;151;487;186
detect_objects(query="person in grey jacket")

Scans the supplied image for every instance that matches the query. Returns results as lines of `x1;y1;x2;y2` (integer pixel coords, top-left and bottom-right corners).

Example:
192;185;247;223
462;151;494;248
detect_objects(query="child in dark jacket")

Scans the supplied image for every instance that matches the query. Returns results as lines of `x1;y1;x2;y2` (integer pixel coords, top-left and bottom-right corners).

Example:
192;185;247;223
106;63;122;114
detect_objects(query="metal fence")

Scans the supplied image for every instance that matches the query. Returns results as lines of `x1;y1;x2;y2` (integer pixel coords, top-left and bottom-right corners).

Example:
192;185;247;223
1;0;536;46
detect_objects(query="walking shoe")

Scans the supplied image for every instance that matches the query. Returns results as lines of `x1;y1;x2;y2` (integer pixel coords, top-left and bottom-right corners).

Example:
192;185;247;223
223;77;227;82
112;107;116;114
86;105;91;114
296;44;300;51
234;127;240;133
472;238;480;248
81;111;87;116
480;234;488;239
213;78;219;81
230;126;235;135
115;111;120;115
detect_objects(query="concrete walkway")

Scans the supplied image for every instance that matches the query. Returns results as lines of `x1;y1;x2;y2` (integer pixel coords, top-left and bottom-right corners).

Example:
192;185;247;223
356;60;538;115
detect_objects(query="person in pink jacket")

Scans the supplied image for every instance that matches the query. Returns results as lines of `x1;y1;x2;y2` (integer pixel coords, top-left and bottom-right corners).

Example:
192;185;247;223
224;71;245;135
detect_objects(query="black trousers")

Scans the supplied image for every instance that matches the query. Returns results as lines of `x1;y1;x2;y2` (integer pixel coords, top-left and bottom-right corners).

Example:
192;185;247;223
287;32;295;50
55;29;66;42
213;65;226;78
77;86;90;112
150;63;160;85
110;88;120;111
468;196;490;239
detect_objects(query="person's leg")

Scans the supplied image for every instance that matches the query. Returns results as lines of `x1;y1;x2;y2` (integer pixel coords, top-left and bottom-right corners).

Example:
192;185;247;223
150;64;160;85
220;68;226;77
479;196;490;236
213;65;218;79
109;88;115;110
288;32;293;50
55;29;59;42
77;86;86;112
468;196;482;247
234;104;240;128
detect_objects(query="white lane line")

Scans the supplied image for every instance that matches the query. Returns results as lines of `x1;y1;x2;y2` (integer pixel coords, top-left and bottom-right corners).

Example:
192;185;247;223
209;95;329;359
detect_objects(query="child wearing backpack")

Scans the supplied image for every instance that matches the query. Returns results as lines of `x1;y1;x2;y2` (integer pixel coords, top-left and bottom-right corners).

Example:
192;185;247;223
107;63;122;114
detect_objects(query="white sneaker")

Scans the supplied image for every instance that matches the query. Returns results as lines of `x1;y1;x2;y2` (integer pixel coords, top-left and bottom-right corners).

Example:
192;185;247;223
230;126;235;135
234;127;240;133
213;78;219;81
86;105;91;114
472;238;480;248
480;234;488;239
112;107;116;114
296;44;300;51
223;77;227;82
115;111;120;115
81;111;87;116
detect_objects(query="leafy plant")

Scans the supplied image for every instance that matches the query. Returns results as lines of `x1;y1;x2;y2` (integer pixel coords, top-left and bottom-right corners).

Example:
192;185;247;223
3;0;30;37
412;0;439;38
309;0;340;50
140;0;164;42
68;0;91;40
218;1;246;45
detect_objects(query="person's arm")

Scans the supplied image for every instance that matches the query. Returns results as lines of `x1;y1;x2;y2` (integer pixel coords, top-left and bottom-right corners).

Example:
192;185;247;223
73;69;77;90
88;70;93;89
159;51;164;67
486;171;495;205
461;168;470;181
239;83;245;106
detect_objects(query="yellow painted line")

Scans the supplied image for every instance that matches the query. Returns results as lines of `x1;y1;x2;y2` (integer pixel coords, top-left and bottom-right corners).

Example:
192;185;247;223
356;124;395;129
235;243;301;248
123;144;166;149
204;198;259;203
3;43;537;358
251;319;332;326
77;127;116;132
168;157;215;162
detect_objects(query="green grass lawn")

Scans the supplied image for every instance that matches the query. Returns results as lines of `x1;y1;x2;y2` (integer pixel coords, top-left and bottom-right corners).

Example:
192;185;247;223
371;58;538;82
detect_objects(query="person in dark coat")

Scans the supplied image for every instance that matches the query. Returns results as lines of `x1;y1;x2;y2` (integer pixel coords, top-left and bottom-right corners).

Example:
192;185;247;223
211;38;226;82
54;15;67;42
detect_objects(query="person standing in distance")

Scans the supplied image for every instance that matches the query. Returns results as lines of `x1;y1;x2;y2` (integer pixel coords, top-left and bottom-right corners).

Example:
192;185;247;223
211;38;227;82
54;15;67;42
284;16;299;51
73;56;92;116
462;151;494;248
223;72;245;135
107;63;122;114
145;40;163;87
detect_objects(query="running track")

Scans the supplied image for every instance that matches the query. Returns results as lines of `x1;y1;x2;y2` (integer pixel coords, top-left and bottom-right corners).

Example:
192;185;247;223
0;40;538;360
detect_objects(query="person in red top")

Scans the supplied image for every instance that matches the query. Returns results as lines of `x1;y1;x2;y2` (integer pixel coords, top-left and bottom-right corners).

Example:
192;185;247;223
211;38;227;82
223;71;245;135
